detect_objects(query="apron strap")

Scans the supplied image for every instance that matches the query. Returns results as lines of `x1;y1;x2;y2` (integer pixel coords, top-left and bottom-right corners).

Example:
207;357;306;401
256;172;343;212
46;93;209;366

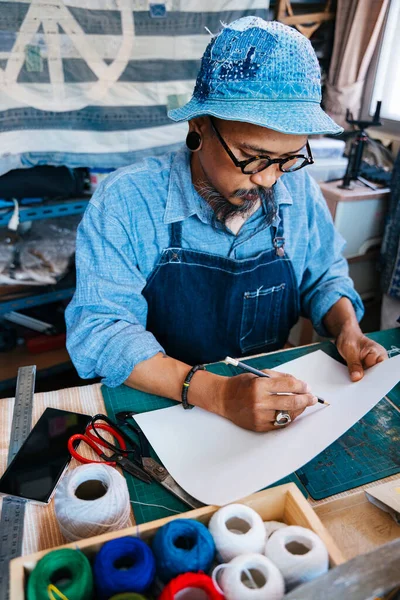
170;221;183;248
271;207;285;257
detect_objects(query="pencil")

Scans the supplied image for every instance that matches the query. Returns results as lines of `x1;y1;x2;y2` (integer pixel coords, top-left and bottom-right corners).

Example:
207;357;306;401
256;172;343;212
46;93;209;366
224;356;330;406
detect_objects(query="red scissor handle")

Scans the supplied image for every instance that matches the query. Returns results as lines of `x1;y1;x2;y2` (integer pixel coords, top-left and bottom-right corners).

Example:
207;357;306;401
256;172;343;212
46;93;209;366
68;423;127;466
68;434;116;465
84;423;127;451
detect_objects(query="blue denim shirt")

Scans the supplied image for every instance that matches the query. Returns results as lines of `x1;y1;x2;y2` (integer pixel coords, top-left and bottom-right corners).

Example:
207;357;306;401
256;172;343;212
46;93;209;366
66;147;363;387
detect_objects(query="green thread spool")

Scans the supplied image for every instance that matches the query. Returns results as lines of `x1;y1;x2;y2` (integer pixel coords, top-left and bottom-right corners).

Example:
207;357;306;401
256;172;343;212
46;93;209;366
27;548;93;600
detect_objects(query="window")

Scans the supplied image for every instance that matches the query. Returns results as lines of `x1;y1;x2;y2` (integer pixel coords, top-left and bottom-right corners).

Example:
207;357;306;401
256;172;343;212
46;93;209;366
362;0;400;133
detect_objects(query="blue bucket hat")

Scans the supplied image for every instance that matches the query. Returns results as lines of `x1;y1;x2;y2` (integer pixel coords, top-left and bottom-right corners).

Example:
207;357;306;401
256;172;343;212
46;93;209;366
168;17;342;136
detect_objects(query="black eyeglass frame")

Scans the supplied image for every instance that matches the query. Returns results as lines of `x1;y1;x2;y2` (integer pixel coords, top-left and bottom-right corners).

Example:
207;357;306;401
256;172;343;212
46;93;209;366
209;117;314;175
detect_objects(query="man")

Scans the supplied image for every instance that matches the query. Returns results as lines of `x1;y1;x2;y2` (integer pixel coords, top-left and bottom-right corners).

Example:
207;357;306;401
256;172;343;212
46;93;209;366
66;17;387;432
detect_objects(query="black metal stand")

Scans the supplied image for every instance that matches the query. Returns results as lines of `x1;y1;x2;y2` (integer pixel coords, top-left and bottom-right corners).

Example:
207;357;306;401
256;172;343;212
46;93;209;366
338;101;382;190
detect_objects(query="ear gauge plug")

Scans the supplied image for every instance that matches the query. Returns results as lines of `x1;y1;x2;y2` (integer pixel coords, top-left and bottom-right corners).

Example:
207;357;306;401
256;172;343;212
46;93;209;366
186;131;202;151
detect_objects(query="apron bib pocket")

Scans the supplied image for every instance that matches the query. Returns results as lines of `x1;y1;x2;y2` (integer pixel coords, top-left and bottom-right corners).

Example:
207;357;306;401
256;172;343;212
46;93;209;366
240;283;286;354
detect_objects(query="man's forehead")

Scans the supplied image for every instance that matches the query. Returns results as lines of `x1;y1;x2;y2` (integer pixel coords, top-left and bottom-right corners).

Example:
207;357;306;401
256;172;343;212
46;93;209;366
216;119;308;153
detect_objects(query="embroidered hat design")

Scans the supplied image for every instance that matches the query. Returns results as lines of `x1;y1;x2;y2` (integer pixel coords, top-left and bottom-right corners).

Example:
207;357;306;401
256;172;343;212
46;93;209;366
169;17;342;136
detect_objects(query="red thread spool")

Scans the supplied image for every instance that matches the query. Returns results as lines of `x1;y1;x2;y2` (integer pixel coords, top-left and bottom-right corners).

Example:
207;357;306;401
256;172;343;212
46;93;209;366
159;572;224;600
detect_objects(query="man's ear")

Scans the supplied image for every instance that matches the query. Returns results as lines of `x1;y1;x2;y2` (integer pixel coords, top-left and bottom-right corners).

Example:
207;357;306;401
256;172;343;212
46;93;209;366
189;116;209;135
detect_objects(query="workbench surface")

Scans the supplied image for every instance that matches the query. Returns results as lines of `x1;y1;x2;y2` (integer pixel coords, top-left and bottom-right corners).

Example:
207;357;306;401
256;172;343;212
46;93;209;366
1;330;399;559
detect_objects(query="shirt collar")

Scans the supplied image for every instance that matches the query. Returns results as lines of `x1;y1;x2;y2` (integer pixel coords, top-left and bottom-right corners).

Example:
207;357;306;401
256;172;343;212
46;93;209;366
273;176;293;207
164;146;293;225
164;147;212;225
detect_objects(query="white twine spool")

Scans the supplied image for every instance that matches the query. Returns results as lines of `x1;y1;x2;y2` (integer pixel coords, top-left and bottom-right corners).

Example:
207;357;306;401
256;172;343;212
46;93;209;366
208;504;266;562
54;463;131;541
264;521;288;539
265;525;329;591
212;553;285;600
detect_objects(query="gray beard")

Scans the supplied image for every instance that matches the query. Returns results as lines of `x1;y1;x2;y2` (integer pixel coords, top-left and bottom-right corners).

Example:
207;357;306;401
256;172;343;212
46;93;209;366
196;181;277;230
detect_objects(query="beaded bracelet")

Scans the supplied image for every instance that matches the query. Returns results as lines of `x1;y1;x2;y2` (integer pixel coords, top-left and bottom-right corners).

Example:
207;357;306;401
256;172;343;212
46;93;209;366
181;364;205;409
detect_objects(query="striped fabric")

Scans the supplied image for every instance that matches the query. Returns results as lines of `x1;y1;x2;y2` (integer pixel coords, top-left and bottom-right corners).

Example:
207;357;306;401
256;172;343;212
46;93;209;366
0;0;271;175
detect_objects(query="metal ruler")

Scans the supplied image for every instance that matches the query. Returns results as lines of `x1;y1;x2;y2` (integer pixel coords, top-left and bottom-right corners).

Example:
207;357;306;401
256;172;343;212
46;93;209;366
0;365;36;600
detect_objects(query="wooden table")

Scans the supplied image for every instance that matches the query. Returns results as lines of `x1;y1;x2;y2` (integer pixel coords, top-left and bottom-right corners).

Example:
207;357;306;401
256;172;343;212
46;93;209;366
1;373;399;561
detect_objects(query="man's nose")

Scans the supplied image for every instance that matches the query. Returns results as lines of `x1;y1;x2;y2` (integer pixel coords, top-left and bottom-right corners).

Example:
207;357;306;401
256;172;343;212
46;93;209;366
249;164;281;188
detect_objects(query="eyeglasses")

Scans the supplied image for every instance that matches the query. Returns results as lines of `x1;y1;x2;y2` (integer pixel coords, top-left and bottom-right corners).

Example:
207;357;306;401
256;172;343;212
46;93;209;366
209;117;314;175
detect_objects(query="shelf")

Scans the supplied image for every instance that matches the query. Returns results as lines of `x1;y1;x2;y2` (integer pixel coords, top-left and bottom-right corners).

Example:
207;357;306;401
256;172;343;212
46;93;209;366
0;197;90;228
0;345;71;389
0;287;75;316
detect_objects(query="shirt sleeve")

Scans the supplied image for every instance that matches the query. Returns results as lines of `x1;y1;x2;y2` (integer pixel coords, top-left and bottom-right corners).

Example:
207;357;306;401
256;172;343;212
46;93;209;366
299;176;364;336
65;195;164;388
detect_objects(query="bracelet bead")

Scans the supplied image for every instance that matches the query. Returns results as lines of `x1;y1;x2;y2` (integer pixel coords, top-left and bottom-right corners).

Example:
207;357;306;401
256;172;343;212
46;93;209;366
181;364;205;409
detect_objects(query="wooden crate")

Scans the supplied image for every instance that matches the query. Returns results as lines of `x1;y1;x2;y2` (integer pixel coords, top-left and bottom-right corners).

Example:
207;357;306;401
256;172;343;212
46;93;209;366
10;483;345;599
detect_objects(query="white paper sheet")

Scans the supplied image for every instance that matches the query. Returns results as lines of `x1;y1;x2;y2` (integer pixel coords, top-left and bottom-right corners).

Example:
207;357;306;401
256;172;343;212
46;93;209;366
135;351;400;506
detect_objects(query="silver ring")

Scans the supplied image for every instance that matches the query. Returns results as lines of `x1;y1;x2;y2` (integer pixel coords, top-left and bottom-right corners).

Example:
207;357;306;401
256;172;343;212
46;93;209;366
273;411;292;427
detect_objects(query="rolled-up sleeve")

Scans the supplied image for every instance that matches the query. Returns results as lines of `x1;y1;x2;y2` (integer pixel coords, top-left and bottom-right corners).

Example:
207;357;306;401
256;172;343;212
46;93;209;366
299;178;364;336
65;196;164;388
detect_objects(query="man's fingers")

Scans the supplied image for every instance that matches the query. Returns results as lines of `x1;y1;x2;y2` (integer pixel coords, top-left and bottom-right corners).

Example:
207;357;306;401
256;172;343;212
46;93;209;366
251;405;307;432
341;339;388;382
261;368;278;377
261;369;299;380
260;373;310;394
267;393;317;412
259;408;305;431
290;408;306;421
362;346;388;369
349;366;363;381
344;345;364;381
249;394;315;429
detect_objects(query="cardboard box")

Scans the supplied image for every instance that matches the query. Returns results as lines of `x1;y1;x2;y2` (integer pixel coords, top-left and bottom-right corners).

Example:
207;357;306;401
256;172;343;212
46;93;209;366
10;483;345;598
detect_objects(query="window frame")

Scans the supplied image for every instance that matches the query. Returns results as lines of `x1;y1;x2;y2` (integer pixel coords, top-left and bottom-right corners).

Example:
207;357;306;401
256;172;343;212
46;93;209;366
360;0;400;137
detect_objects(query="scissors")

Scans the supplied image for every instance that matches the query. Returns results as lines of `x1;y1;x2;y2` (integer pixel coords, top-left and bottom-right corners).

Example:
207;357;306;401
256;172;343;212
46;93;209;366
115;410;204;510
68;416;152;484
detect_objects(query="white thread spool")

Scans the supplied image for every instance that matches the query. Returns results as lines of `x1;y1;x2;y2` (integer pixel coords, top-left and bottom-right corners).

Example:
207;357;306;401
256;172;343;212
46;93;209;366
208;504;266;562
212;553;285;600
54;463;131;541
265;525;329;590
264;521;287;539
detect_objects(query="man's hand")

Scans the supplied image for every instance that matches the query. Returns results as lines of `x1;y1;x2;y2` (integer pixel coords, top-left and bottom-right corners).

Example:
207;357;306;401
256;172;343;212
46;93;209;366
216;371;317;432
125;353;315;432
336;327;387;382
323;297;388;382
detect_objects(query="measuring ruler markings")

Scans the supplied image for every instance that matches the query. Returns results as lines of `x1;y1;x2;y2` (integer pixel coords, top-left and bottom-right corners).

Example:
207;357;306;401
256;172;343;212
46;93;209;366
0;366;36;600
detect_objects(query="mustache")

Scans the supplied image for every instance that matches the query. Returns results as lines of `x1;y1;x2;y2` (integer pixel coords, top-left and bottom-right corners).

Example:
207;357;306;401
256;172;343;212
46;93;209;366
232;187;264;199
196;181;277;229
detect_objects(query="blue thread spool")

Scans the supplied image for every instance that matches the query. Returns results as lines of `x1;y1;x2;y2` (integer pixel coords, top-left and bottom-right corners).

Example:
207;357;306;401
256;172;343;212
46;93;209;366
152;519;216;583
93;536;155;600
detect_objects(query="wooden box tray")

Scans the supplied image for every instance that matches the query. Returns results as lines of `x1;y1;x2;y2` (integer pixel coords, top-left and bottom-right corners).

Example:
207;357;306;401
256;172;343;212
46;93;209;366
10;483;345;598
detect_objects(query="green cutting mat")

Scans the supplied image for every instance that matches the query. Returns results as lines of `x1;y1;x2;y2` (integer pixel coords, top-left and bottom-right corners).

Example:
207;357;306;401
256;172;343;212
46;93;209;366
368;329;400;409
102;330;400;523
296;398;400;500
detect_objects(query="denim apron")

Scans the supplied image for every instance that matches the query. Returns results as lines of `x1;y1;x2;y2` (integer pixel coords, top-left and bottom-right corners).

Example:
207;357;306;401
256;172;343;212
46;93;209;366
142;210;300;365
